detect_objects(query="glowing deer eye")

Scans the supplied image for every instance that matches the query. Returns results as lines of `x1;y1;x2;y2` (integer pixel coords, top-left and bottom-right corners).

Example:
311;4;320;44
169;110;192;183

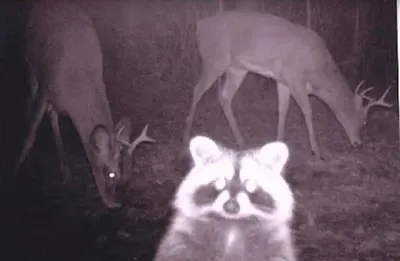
214;178;227;190
245;180;257;193
109;172;116;179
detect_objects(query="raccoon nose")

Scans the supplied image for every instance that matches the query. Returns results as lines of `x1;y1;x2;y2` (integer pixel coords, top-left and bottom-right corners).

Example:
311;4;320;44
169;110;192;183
223;199;240;214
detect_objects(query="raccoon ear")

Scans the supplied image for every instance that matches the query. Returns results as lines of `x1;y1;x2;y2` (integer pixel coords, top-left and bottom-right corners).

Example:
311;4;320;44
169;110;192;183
189;136;221;165
257;141;289;174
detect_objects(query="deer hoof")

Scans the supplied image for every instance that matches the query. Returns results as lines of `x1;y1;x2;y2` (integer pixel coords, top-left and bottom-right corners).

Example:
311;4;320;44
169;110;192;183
311;151;325;161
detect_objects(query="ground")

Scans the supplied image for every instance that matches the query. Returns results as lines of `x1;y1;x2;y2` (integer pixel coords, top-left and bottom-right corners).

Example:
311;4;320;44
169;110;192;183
2;70;399;261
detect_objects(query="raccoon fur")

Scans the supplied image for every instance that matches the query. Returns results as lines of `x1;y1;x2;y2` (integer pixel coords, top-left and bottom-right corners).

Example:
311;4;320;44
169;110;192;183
154;136;296;261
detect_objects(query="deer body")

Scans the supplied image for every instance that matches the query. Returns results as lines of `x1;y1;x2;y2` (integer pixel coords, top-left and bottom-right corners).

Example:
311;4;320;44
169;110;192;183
16;0;155;208
184;11;392;158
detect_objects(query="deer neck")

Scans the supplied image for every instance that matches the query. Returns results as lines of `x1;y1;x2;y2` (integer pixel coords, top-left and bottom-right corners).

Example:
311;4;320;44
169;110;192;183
72;88;116;158
311;72;362;144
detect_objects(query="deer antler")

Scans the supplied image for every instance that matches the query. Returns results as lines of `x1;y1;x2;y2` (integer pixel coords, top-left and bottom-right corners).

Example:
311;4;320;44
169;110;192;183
355;79;366;94
116;124;155;155
359;85;394;112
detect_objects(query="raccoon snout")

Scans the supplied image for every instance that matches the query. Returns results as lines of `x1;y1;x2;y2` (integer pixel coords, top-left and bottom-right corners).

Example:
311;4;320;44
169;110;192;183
223;199;240;214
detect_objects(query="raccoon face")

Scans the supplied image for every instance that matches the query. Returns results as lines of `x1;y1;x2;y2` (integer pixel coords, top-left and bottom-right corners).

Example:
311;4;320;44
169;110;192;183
174;136;294;224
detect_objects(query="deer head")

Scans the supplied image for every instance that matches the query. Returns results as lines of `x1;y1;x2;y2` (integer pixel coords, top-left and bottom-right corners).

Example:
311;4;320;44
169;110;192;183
90;118;156;208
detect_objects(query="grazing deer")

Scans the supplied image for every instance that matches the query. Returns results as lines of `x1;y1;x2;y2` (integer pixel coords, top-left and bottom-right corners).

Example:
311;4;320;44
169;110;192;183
15;0;155;208
183;11;393;159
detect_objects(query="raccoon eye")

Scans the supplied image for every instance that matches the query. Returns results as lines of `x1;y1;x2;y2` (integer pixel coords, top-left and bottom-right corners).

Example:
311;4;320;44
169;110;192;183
214;178;227;190
244;180;257;193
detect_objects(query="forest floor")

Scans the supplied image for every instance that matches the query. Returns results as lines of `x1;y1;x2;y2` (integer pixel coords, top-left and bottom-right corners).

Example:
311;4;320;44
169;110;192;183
3;71;399;261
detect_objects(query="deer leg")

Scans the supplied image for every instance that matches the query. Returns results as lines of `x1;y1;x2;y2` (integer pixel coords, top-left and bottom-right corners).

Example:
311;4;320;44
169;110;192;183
218;66;248;148
48;105;71;183
290;82;323;160
26;62;39;121
14;100;47;174
276;83;291;141
183;65;225;145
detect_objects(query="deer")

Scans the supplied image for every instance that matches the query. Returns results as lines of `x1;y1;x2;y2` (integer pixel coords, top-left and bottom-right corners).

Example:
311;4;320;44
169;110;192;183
15;0;155;208
183;11;393;159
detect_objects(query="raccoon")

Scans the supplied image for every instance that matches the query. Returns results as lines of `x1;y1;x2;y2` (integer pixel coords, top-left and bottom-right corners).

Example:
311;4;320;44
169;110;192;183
154;136;297;261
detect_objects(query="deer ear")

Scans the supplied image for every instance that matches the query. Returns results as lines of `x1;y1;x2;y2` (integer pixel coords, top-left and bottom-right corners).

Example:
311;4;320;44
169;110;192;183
90;126;111;157
189;136;222;166
256;141;289;175
115;117;132;143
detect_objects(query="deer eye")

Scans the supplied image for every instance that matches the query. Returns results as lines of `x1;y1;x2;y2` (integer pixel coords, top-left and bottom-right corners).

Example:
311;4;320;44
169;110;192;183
108;171;121;181
103;166;120;180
